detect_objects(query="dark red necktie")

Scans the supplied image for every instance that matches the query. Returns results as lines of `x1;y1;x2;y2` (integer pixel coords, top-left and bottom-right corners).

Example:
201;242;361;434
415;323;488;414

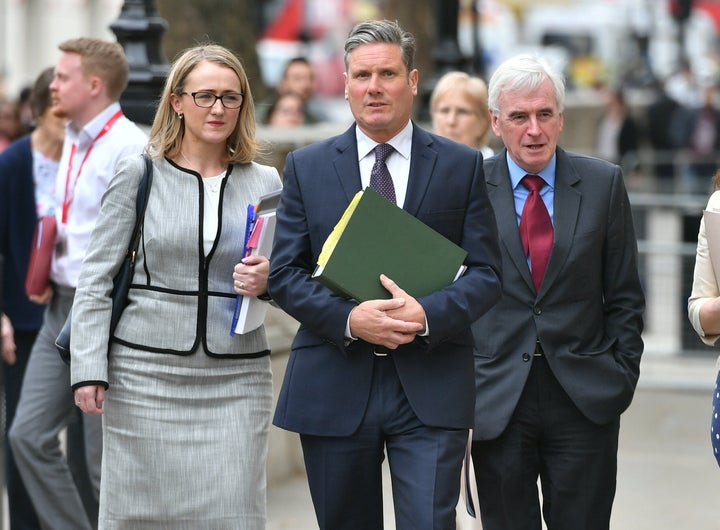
519;175;553;291
370;143;396;204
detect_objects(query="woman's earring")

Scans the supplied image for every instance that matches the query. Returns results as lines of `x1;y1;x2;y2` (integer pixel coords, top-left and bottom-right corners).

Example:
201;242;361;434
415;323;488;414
178;113;183;120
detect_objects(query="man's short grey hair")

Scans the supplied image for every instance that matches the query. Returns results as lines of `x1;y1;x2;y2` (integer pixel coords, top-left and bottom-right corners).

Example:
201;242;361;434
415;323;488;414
344;19;416;74
487;54;566;115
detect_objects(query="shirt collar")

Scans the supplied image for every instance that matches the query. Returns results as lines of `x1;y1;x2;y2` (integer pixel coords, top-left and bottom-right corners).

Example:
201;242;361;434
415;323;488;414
66;102;122;148
356;120;413;162
507;152;557;190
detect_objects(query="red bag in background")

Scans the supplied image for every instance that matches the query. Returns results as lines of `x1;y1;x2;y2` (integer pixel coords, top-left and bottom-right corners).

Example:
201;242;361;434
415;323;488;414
25;215;57;297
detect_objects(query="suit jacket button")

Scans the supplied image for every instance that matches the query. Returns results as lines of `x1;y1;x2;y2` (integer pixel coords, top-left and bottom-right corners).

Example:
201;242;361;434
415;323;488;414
533;306;542;315
522;352;531;362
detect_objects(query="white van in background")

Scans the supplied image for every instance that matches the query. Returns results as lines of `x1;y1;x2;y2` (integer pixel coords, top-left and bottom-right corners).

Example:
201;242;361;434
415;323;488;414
459;0;720;88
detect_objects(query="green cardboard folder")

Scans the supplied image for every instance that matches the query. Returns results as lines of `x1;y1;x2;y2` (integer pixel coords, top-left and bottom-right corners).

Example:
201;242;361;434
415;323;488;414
312;188;468;301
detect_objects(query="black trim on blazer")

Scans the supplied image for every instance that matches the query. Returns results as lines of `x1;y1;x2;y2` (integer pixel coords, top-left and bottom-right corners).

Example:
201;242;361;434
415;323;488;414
112;336;270;359
122;162;266;358
72;380;109;391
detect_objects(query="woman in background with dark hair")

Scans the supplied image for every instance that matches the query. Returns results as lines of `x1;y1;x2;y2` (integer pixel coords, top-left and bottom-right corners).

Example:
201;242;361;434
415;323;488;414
595;85;640;173
0;96;22;152
0;66;65;530
264;92;306;128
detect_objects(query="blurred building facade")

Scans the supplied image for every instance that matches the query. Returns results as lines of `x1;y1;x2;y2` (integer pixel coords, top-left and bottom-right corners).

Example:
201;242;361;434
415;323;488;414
2;1;720;100
0;0;123;99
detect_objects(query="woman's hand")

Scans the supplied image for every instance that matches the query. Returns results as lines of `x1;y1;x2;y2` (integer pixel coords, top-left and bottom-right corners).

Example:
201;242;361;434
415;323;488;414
1;313;16;365
74;385;105;415
28;285;53;305
233;255;270;297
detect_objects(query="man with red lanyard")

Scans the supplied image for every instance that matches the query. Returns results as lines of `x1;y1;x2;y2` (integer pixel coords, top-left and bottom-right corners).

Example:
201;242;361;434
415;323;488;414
9;38;147;530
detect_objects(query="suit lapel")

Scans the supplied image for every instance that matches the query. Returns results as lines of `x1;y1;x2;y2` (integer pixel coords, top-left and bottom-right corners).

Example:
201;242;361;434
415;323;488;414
331;125;364;203
486;153;535;292
487;149;582;296
330;123;436;213
403;125;435;216
540;148;581;294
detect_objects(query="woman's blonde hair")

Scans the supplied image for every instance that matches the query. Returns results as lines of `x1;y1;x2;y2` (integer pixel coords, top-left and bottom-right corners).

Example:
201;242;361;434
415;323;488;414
430;71;491;148
148;44;258;164
430;71;488;117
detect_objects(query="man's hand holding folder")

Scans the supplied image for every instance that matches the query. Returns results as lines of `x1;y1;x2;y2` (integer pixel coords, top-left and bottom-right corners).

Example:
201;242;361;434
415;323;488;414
314;188;470;351
348;274;425;350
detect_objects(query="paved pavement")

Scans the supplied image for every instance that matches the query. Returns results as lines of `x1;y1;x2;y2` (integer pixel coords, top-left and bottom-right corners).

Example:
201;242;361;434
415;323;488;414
267;354;720;530
3;354;716;529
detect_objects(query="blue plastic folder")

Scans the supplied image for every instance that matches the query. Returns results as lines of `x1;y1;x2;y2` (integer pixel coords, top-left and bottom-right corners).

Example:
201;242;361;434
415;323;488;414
230;189;281;335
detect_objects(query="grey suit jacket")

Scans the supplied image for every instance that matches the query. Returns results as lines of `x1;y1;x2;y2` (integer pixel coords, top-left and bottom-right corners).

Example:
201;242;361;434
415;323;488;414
70;155;282;388
472;148;645;440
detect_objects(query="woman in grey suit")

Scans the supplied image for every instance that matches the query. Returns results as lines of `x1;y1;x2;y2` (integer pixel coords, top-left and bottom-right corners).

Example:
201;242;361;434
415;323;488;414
69;44;282;529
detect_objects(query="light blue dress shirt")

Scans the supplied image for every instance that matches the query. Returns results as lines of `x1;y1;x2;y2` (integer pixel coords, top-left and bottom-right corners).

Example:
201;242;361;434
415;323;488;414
507;153;556;227
507;153;556;271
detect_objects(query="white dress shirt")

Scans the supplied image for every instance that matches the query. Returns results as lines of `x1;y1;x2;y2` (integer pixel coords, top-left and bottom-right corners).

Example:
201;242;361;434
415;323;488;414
51;103;148;287
347;120;428;338
356;120;413;207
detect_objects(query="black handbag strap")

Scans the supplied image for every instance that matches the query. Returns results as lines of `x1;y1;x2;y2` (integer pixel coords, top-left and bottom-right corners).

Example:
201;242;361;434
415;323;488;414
128;153;153;262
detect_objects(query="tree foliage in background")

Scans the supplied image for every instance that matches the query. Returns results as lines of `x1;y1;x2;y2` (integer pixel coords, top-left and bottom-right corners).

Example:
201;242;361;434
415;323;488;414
155;0;437;112
156;0;270;101
384;0;434;83
384;0;435;119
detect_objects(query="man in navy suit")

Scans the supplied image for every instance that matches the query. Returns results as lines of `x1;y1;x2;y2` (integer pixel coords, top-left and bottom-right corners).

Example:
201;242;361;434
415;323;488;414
471;54;645;529
268;19;502;530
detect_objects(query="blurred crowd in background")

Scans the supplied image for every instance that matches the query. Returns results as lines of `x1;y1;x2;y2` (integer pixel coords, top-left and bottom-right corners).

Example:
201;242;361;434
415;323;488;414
2;0;720;192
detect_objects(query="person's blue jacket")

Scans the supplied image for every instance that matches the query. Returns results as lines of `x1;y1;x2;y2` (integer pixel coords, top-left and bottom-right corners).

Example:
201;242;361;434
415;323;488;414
0;135;46;330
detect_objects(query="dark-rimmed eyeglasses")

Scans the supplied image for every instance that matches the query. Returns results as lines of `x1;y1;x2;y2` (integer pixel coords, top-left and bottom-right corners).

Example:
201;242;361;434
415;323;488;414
180;91;244;109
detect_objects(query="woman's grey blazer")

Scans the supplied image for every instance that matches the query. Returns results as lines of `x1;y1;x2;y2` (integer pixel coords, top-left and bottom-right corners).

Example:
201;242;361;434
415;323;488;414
70;154;282;388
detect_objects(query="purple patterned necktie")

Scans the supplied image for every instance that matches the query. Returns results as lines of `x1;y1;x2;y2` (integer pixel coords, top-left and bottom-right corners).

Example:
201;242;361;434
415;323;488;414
370;143;396;204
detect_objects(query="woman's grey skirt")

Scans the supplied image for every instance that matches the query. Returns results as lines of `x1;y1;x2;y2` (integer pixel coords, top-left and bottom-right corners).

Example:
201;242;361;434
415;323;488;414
98;344;272;530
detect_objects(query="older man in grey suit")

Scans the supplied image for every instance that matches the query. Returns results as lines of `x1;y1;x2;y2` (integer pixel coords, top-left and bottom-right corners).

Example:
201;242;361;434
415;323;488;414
470;55;645;530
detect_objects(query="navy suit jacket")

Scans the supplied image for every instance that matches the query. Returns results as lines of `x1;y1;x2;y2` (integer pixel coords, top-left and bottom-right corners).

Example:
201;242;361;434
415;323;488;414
269;123;502;436
0;135;46;330
472;148;645;440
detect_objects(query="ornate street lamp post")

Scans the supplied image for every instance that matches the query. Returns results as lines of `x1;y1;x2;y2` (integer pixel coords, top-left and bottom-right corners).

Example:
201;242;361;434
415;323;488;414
418;0;464;122
432;0;464;76
110;0;170;125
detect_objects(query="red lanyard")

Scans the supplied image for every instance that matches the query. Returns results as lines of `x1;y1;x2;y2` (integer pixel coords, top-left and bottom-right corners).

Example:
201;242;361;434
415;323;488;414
61;109;124;223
